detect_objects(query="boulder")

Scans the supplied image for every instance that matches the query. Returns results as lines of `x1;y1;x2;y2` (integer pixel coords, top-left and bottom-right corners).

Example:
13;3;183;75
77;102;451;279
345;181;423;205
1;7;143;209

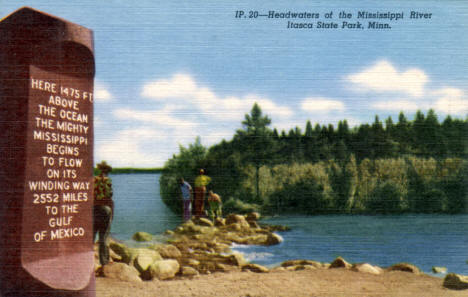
242;263;269;273
244;234;268;245
263;225;291;232
387;263;421;274
302;265;318;270
132;231;153;242
109;246;122;262
443;273;468;290
102;262;142;283
351;263;383;275
133;249;162;273
281;260;323;269
432;266;447;274
214;263;228;272
246;212;260;222
186;259;201;267
227;252;246;267
148;259;180;280
152;244;182;259
226;214;244;225
264;233;283;245
330;257;352;269
248;221;260;229
225;214;250;229
226;223;242;232
213;243;231;254
109;241;132;264
181;266;199;277
195;217;214;227
214;217;226;227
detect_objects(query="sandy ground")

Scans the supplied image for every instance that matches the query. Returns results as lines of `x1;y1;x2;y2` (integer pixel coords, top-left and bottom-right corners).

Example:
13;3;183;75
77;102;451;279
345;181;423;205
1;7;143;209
95;268;465;297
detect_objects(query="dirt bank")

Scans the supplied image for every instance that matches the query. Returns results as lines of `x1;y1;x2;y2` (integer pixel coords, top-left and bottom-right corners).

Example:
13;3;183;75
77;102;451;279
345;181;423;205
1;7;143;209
96;268;464;297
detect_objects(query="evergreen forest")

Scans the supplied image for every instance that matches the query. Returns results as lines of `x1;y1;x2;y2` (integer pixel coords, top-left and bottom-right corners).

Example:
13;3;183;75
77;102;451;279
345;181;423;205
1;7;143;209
160;103;468;215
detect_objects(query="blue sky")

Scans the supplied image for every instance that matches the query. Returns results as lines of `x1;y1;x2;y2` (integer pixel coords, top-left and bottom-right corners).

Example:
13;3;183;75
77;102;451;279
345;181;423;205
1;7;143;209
2;1;467;167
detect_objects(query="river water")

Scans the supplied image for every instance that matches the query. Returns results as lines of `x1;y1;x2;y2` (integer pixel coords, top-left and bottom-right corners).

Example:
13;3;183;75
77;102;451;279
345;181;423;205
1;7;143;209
109;173;468;275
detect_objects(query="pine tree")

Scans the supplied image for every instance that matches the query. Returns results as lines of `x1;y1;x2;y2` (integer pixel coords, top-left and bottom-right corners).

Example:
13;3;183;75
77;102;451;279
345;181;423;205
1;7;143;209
235;103;273;202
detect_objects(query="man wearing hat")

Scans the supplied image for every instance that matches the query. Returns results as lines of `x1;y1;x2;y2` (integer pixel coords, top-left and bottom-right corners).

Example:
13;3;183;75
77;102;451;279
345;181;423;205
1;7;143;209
94;161;114;266
193;169;211;218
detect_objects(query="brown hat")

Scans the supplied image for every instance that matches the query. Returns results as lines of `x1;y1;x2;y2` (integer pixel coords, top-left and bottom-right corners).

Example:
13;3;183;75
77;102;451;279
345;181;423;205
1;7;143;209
97;161;112;174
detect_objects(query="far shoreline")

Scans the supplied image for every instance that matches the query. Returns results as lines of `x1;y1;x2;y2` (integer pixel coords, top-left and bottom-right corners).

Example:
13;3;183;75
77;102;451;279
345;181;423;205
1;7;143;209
95;167;164;174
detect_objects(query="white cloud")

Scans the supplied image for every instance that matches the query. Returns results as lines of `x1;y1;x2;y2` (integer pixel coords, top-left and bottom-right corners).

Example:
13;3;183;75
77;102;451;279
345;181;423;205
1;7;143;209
95;128;165;167
347;60;428;97
142;73;197;99
141;73;293;121
94;81;113;102
432;88;468;115
301;97;345;112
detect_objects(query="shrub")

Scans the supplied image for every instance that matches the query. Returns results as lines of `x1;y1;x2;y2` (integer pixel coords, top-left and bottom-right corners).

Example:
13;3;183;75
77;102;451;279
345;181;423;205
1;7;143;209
367;181;404;214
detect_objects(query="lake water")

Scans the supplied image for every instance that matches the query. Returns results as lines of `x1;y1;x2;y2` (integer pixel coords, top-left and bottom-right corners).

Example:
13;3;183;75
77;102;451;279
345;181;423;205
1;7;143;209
110;173;468;275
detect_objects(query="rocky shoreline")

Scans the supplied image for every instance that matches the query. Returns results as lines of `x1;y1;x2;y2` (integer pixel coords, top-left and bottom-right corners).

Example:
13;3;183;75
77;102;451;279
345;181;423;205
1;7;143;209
95;213;468;291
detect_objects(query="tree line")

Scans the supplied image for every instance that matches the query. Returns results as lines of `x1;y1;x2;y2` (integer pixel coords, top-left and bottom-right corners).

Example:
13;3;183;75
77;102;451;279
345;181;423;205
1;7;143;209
160;103;467;215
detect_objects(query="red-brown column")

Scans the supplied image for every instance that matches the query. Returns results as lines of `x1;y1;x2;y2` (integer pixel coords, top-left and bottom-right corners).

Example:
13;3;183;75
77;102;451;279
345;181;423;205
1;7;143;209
0;7;96;296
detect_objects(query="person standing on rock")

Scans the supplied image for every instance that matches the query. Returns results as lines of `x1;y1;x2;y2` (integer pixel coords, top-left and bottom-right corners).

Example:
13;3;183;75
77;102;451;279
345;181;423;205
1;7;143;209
94;161;114;266
193;169;211;218
180;178;193;222
207;190;222;221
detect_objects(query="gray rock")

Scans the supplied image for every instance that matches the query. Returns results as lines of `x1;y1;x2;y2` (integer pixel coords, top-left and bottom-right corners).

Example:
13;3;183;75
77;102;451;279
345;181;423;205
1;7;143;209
351;263;383;275
195;217;214;227
443;273;468;290
387;263;421;274
103;262;142;283
330;257;352;269
181;266;199;277
227;252;246;267
248;221;260;229
242;263;269;273
109;241;132;264
132;231;153;242
148;259;180;280
225;214;250;229
432;266;447;274
264;233;283;245
152;244;182;259
281;260;323;269
246;212;260;221
133;249;162;273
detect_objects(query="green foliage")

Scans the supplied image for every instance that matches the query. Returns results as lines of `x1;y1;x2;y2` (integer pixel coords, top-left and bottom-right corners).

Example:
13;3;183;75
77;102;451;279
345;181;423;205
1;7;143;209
328;157;357;212
159;137;207;214
268;178;328;214
159;103;468;216
223;198;261;215
367;181;404;214
235;103;274;200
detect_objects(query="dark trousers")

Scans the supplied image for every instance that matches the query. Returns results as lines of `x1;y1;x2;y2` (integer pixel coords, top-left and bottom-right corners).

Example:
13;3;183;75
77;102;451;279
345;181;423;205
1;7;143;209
93;205;112;266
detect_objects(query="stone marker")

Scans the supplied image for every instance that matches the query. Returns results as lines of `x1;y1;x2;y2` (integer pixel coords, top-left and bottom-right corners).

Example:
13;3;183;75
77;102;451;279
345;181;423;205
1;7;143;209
0;7;95;296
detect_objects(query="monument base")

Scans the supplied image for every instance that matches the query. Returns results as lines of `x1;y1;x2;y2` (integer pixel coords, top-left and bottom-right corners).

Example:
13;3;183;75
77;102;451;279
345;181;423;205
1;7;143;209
1;272;95;297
